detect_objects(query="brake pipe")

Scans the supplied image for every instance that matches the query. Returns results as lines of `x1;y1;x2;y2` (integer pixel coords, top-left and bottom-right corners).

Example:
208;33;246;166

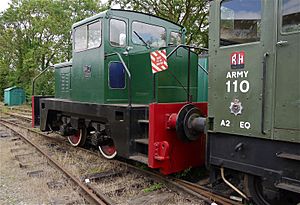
220;167;249;201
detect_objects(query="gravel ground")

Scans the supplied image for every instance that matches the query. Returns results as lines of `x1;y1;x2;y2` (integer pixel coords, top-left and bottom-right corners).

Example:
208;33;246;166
0;127;85;205
0;129;43;204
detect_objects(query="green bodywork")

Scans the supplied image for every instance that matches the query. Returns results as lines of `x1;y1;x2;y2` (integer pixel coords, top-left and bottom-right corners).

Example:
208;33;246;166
197;55;208;102
208;0;300;143
55;9;199;105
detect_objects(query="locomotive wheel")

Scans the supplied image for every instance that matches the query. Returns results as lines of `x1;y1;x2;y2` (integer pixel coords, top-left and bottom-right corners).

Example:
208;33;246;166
245;174;300;205
245;175;271;205
67;128;87;147
98;138;117;159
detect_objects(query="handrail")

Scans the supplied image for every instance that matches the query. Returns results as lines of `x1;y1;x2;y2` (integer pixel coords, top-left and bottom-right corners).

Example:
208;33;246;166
153;44;208;103
105;52;132;107
166;44;208;59
198;63;208;75
32;66;54;95
261;52;269;134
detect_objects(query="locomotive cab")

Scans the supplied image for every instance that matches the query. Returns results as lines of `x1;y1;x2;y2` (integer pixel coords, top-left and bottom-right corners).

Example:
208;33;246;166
37;9;208;175
66;9;193;105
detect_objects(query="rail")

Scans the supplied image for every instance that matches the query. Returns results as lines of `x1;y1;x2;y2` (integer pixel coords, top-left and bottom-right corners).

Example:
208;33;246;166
153;44;208;102
105;52;132;107
0;116;241;205
0;119;112;205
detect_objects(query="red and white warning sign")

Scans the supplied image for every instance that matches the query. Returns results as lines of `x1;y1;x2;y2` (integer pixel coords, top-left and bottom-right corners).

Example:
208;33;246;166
150;49;168;74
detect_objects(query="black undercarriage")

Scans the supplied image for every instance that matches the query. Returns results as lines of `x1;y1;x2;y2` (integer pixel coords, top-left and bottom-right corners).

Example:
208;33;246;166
39;98;149;158
208;132;300;204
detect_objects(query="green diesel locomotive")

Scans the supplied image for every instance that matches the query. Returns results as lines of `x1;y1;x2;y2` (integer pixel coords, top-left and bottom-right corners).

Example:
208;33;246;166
35;9;207;175
208;0;300;204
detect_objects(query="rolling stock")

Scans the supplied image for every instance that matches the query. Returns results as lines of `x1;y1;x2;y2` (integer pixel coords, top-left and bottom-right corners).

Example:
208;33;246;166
34;9;207;175
208;0;300;204
32;1;300;204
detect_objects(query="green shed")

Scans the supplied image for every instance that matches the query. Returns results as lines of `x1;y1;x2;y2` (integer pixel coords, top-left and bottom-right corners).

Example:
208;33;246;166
197;55;208;102
4;86;26;106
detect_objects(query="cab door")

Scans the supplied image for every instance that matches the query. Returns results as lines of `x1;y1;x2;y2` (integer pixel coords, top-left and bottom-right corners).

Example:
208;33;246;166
208;0;274;138
105;17;130;104
274;0;300;141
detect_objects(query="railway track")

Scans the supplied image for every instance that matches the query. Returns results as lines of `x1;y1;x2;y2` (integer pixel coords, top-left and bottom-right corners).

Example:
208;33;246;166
0;119;111;205
0;112;244;205
8;106;32;113
2;112;31;123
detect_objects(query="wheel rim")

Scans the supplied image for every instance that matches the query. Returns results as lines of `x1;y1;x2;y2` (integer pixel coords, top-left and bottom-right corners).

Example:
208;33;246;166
246;175;271;205
68;129;86;147
99;138;117;159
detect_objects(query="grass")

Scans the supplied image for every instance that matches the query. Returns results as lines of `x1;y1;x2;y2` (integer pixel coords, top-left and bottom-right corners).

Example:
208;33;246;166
87;166;104;174
142;182;164;193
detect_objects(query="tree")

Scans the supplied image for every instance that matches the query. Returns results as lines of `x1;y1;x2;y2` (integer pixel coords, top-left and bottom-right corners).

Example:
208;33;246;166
0;0;104;100
108;0;209;47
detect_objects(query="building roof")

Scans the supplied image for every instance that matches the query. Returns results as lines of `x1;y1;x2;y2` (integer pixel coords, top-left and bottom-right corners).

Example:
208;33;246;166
4;86;22;91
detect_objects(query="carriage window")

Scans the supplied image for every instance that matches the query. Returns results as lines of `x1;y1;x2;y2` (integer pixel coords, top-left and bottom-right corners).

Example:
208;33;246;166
220;0;261;46
170;32;182;46
88;21;101;48
132;21;166;47
110;19;126;46
74;25;87;51
282;0;300;33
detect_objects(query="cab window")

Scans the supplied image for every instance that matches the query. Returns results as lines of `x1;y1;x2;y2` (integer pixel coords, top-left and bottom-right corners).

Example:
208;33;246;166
132;21;166;47
74;21;101;51
170;32;182;46
220;0;262;46
110;19;126;47
88;21;101;49
282;0;300;33
74;25;87;51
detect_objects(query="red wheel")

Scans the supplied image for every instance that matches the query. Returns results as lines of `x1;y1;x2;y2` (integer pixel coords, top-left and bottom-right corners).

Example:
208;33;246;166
98;138;117;159
68;128;86;147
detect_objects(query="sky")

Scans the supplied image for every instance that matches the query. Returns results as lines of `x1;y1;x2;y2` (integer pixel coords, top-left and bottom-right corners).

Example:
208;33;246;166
0;0;11;12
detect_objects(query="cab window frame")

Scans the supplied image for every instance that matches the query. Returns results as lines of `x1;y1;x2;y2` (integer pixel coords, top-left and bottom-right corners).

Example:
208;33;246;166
109;18;127;47
280;0;300;34
131;21;167;48
219;0;262;47
74;20;102;52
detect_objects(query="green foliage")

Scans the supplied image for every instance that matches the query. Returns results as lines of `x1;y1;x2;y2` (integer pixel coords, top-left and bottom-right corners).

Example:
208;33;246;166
0;0;104;101
173;167;192;178
0;0;209;102
142;182;164;193
108;0;209;47
173;166;208;181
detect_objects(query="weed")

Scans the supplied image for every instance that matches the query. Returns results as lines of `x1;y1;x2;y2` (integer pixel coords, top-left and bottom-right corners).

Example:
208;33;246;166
142;182;164;193
88;166;103;174
173;167;192;179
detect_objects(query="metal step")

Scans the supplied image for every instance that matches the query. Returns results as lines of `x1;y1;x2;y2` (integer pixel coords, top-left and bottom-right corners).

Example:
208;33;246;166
134;138;149;145
129;154;148;164
138;119;149;124
276;152;300;161
275;182;300;194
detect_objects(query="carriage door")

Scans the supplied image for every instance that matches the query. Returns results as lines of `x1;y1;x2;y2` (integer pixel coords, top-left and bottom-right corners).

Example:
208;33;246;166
274;0;300;140
106;17;129;103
